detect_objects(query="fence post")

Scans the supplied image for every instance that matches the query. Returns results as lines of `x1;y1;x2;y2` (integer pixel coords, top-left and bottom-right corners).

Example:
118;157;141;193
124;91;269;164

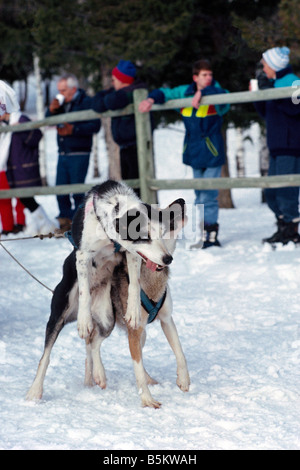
133;89;157;204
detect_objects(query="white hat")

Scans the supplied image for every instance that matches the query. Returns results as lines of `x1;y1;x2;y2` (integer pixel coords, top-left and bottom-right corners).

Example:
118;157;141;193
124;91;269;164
0;80;20;116
262;47;290;72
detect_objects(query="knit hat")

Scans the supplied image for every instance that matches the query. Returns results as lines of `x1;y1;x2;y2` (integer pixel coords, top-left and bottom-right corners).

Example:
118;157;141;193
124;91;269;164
0;80;20;116
262;47;290;72
112;60;136;84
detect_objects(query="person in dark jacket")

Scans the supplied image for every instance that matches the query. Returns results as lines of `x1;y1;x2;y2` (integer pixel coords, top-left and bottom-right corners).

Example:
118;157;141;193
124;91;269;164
254;47;300;246
139;59;229;248
92;60;146;197
46;73;101;231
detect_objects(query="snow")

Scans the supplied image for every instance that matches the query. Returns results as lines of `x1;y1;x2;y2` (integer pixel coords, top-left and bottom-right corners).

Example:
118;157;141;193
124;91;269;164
0;121;299;450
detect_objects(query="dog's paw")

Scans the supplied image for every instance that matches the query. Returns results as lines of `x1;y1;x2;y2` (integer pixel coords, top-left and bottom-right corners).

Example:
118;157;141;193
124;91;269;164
125;303;141;329
77;316;94;339
177;369;190;392
26;384;43;402
93;373;107;389
141;395;162;409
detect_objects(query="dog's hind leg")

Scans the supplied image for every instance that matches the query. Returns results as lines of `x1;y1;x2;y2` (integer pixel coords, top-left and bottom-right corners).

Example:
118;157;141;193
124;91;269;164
26;251;78;401
128;327;161;408
26;315;66;401
84;328;107;389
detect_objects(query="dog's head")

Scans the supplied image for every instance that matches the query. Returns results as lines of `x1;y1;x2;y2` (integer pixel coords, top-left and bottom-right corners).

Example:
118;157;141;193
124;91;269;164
112;198;187;271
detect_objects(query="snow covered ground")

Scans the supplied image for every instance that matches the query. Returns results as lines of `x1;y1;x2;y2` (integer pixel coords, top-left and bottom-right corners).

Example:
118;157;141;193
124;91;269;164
0;122;299;450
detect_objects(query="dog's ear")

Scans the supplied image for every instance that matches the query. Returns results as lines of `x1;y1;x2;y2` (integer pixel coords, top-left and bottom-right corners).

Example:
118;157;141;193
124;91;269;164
163;198;187;234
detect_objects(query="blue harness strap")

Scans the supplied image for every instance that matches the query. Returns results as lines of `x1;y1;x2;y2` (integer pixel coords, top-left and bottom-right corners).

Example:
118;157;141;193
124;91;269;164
64;230;78;249
64;230;122;254
141;288;167;324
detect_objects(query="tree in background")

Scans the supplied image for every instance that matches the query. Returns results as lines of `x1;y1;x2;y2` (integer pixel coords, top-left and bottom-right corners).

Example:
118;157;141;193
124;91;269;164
2;0;295;202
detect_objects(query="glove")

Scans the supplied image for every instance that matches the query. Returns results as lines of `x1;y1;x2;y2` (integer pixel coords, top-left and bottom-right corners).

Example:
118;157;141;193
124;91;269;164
57;123;74;136
49;98;62;113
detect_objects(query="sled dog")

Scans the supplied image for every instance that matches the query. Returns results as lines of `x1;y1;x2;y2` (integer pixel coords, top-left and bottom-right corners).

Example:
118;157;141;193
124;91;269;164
26;180;190;407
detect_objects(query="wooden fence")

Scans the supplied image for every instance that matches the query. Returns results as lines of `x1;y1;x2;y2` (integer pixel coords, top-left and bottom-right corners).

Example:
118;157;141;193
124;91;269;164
1;85;300;203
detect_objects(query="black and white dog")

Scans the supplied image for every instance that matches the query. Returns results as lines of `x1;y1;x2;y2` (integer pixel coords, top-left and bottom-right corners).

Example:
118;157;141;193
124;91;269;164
26;180;190;407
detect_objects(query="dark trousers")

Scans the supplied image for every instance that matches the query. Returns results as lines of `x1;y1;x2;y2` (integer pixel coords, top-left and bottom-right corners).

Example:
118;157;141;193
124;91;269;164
265;155;300;222
56;153;90;219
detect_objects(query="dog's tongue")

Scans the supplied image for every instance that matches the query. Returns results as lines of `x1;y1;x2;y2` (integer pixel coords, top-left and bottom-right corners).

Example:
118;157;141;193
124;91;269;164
146;259;158;272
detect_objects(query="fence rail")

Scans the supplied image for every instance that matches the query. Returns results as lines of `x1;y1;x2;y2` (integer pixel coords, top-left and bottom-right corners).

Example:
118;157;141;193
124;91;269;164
1;86;300;202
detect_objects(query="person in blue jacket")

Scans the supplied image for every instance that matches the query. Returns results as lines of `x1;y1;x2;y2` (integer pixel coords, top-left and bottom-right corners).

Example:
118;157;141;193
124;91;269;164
46;73;101;232
139;59;229;248
254;47;300;246
92;60;148;197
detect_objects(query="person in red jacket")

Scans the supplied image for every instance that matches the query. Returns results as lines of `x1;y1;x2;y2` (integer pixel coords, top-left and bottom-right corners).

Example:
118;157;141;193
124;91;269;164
0;81;25;235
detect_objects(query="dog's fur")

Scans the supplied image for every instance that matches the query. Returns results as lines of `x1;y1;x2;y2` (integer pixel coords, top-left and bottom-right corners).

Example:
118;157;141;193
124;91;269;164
26;180;190;407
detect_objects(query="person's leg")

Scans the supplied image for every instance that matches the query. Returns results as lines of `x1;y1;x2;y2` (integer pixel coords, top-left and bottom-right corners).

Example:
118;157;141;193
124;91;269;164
15;199;26;227
56;154;72;220
200;166;221;225
0;171;14;233
265;156;284;220
263;155;300;244
68;154;90;217
191;166;221;248
274;155;300;223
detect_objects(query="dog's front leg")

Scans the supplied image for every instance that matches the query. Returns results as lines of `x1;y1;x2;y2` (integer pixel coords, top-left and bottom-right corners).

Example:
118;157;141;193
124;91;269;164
76;250;94;339
124;252;142;330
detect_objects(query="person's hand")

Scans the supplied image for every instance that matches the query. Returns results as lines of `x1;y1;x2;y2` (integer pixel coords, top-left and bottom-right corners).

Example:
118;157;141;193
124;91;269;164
49;98;61;113
139;98;154;113
192;90;202;109
57;123;74;136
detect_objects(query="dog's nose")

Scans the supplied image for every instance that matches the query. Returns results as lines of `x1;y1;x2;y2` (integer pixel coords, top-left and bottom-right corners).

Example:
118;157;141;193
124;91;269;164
162;254;173;266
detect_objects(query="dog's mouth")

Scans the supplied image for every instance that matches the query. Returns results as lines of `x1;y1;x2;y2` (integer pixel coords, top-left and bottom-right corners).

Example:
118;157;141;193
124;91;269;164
137;252;164;272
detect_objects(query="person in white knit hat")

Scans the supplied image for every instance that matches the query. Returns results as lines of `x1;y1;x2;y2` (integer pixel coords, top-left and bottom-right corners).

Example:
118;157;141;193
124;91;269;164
0;81;56;236
262;46;291;77
254;47;300;246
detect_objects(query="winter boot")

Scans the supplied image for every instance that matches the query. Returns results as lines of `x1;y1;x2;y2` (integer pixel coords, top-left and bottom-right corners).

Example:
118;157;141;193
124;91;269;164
263;218;300;246
202;223;221;249
281;221;300;245
263;217;286;244
24;206;57;236
54;217;72;237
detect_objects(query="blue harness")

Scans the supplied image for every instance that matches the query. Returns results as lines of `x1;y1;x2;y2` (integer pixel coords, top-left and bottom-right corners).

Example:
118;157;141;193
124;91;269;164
64;232;165;324
141;288;167;324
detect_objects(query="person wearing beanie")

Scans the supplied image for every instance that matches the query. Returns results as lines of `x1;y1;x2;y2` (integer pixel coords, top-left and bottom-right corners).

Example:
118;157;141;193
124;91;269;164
254;47;300;246
92;60;148;197
112;60;136;86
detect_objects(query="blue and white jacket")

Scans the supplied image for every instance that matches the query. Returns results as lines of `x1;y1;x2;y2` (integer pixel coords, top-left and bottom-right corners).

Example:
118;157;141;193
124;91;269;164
254;66;300;157
149;80;229;168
